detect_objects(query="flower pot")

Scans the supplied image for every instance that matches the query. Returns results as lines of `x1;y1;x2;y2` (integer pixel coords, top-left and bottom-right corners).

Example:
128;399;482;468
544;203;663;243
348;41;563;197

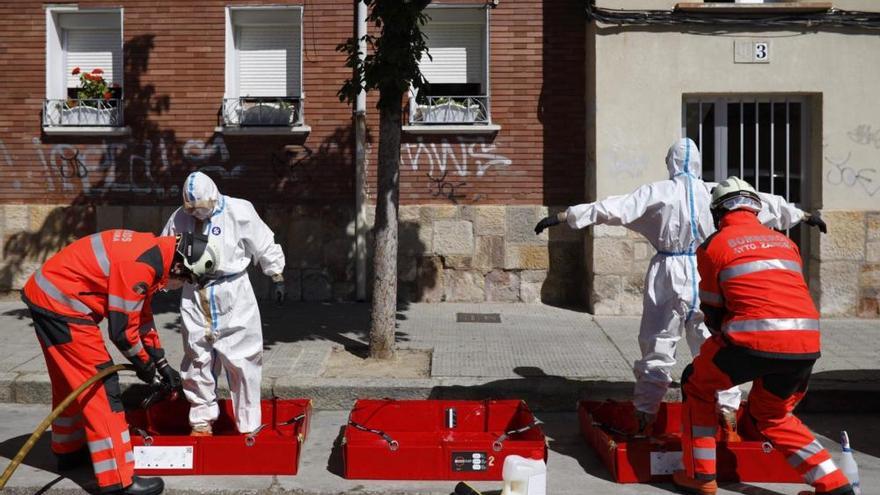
61;106;114;126
241;105;295;126
418;102;480;124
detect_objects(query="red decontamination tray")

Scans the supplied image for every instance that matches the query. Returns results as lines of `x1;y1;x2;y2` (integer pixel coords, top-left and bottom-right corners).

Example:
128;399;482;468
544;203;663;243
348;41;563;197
578;400;802;484
125;396;311;476
343;399;547;480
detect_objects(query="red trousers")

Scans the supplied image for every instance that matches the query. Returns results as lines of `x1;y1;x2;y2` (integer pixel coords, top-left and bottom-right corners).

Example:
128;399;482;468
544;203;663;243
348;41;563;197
681;336;851;493
31;307;135;492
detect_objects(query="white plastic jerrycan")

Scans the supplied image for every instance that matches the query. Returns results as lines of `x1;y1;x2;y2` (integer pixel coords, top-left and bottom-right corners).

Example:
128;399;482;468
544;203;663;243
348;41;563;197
500;455;546;495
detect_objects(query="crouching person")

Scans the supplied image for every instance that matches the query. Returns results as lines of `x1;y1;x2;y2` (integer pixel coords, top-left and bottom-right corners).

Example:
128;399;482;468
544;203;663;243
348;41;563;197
675;177;853;495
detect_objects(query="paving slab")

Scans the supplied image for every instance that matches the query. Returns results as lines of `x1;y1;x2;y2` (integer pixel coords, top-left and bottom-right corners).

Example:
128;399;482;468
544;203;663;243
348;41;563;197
0;300;879;412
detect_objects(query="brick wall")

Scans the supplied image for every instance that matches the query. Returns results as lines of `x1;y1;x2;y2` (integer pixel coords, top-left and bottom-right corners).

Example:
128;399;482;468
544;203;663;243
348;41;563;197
0;1;588;301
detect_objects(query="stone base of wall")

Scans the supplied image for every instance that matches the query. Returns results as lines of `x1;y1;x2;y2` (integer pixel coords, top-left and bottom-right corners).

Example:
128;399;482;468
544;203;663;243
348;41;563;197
589;210;880;318
0;204;96;290
0;204;584;306
811;210;880;318
589;225;653;316
391;205;583;305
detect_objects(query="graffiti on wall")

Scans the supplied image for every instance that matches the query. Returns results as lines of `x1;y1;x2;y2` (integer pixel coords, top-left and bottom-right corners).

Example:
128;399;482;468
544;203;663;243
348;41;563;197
824;125;880;197
402;137;511;178
0;135;256;199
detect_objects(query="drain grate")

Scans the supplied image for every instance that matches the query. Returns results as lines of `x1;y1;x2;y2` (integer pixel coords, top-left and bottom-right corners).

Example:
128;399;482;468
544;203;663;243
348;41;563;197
456;312;501;323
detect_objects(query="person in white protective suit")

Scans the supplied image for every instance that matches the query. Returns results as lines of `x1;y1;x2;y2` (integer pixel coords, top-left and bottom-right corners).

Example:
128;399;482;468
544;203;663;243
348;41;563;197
162;171;287;436
534;138;827;434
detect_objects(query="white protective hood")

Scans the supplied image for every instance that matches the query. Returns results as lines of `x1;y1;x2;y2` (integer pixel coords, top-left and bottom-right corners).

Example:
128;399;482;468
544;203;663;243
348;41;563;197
183;171;220;216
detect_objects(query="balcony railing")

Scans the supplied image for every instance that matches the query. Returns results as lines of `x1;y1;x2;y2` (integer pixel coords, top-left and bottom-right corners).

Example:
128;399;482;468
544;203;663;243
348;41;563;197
221;97;303;127
43;99;123;127
409;95;490;125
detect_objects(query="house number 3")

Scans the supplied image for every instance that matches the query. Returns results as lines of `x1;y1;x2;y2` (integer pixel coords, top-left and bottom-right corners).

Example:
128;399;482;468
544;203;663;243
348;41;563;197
755;42;769;61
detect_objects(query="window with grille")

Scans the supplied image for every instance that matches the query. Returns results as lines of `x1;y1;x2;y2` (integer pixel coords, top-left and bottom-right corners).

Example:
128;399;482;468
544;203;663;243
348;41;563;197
223;7;303;127
683;97;813;264
409;6;491;125
44;9;124;128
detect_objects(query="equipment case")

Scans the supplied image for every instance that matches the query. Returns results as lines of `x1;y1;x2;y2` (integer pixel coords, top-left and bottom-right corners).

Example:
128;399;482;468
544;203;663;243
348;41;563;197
125;397;311;476
343;399;547;480
578;400;802;483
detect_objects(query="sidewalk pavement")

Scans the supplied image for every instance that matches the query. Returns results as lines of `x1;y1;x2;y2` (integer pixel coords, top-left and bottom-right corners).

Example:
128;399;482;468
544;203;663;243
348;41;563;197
1;298;878;412
1;299;879;494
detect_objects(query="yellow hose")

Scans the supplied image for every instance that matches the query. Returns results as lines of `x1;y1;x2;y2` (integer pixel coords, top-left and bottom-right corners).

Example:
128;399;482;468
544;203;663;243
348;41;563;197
0;363;135;489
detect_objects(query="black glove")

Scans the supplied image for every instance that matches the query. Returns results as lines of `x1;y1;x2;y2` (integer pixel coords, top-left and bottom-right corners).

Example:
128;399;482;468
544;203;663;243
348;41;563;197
534;215;562;235
804;211;827;234
274;281;287;305
132;359;156;384
156;358;181;389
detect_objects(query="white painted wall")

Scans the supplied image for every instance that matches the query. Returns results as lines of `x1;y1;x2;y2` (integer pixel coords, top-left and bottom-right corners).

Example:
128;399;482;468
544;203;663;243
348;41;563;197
591;4;880;209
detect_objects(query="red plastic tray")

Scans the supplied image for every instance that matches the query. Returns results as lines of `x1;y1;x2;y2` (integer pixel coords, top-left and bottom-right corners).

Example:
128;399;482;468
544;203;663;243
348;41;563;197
578;400;802;483
343;399;547;480
125;396;311;475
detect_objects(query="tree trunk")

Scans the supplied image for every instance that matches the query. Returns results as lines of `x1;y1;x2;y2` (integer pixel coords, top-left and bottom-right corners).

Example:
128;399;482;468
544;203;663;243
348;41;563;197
369;90;402;360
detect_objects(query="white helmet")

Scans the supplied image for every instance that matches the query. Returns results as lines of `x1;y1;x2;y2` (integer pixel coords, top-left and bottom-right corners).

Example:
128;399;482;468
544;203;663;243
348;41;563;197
174;232;219;283
711;176;762;213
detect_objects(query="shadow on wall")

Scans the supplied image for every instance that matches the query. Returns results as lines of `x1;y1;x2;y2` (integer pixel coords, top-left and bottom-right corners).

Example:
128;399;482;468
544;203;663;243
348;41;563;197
2;34;177;291
541;0;587;308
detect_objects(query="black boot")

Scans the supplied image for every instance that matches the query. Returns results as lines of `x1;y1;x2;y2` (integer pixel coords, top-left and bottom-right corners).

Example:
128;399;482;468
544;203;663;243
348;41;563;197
56;447;89;471
113;477;164;495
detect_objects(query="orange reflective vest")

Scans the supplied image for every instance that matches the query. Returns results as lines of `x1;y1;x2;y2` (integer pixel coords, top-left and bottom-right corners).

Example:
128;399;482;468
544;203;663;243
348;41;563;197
22;230;177;366
697;211;820;359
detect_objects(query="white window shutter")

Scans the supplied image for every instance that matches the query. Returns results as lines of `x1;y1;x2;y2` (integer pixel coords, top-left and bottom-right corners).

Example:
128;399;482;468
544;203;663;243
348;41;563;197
238;25;301;97
420;24;482;86
65;29;122;88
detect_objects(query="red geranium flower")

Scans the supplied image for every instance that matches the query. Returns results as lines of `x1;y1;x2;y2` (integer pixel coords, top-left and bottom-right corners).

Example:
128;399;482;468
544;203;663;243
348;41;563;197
92;68;104;75
103;91;112;100
72;67;81;75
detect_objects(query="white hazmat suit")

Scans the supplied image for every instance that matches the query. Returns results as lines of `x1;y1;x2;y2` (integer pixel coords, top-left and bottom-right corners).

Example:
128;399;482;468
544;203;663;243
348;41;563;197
162;172;285;433
563;138;804;416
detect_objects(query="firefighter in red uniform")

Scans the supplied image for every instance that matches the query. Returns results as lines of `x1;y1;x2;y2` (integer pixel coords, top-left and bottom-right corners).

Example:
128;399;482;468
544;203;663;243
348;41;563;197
21;230;217;495
673;177;853;495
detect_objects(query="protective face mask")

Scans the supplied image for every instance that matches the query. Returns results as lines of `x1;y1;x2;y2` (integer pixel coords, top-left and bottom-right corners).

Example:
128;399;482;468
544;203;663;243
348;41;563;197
184;202;214;221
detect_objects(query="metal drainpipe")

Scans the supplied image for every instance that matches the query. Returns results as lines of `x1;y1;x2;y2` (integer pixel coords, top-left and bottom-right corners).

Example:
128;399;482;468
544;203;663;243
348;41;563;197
354;0;368;301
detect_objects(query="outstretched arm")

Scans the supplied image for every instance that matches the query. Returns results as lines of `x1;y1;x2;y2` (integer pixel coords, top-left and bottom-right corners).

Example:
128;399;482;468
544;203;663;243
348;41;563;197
535;184;655;234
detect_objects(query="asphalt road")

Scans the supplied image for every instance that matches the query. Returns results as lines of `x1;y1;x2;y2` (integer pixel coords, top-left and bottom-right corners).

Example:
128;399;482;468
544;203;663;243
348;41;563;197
0;404;875;494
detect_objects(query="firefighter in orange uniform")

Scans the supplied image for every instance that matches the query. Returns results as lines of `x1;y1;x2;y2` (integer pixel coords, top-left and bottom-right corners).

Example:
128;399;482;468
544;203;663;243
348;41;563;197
21;230;217;495
674;177;853;495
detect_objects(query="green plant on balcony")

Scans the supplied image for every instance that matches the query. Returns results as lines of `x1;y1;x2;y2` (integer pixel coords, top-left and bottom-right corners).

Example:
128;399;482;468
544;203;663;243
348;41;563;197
70;67;113;108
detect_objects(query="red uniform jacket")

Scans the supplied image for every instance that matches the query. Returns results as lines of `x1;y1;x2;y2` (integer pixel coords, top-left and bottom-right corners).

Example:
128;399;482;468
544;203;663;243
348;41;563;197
22;230;177;367
697;210;820;359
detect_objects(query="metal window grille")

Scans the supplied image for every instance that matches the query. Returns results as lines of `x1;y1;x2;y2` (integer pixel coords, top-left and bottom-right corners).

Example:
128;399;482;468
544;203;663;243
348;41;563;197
682;96;812;268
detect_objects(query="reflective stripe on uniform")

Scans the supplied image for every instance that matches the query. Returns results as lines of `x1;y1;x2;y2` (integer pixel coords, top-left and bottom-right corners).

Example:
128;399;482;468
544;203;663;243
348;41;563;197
788;439;824;468
90;234;110;277
52;414;83;427
122;341;144;358
692;425;718;438
693;447;716;461
93;458;118;475
125;450;135;464
719;258;802;283
804;459;838;485
108;294;144;313
699;290;723;305
724;318;820;333
35;269;91;315
52;429;85;443
121;430;130;444
88;437;113;453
